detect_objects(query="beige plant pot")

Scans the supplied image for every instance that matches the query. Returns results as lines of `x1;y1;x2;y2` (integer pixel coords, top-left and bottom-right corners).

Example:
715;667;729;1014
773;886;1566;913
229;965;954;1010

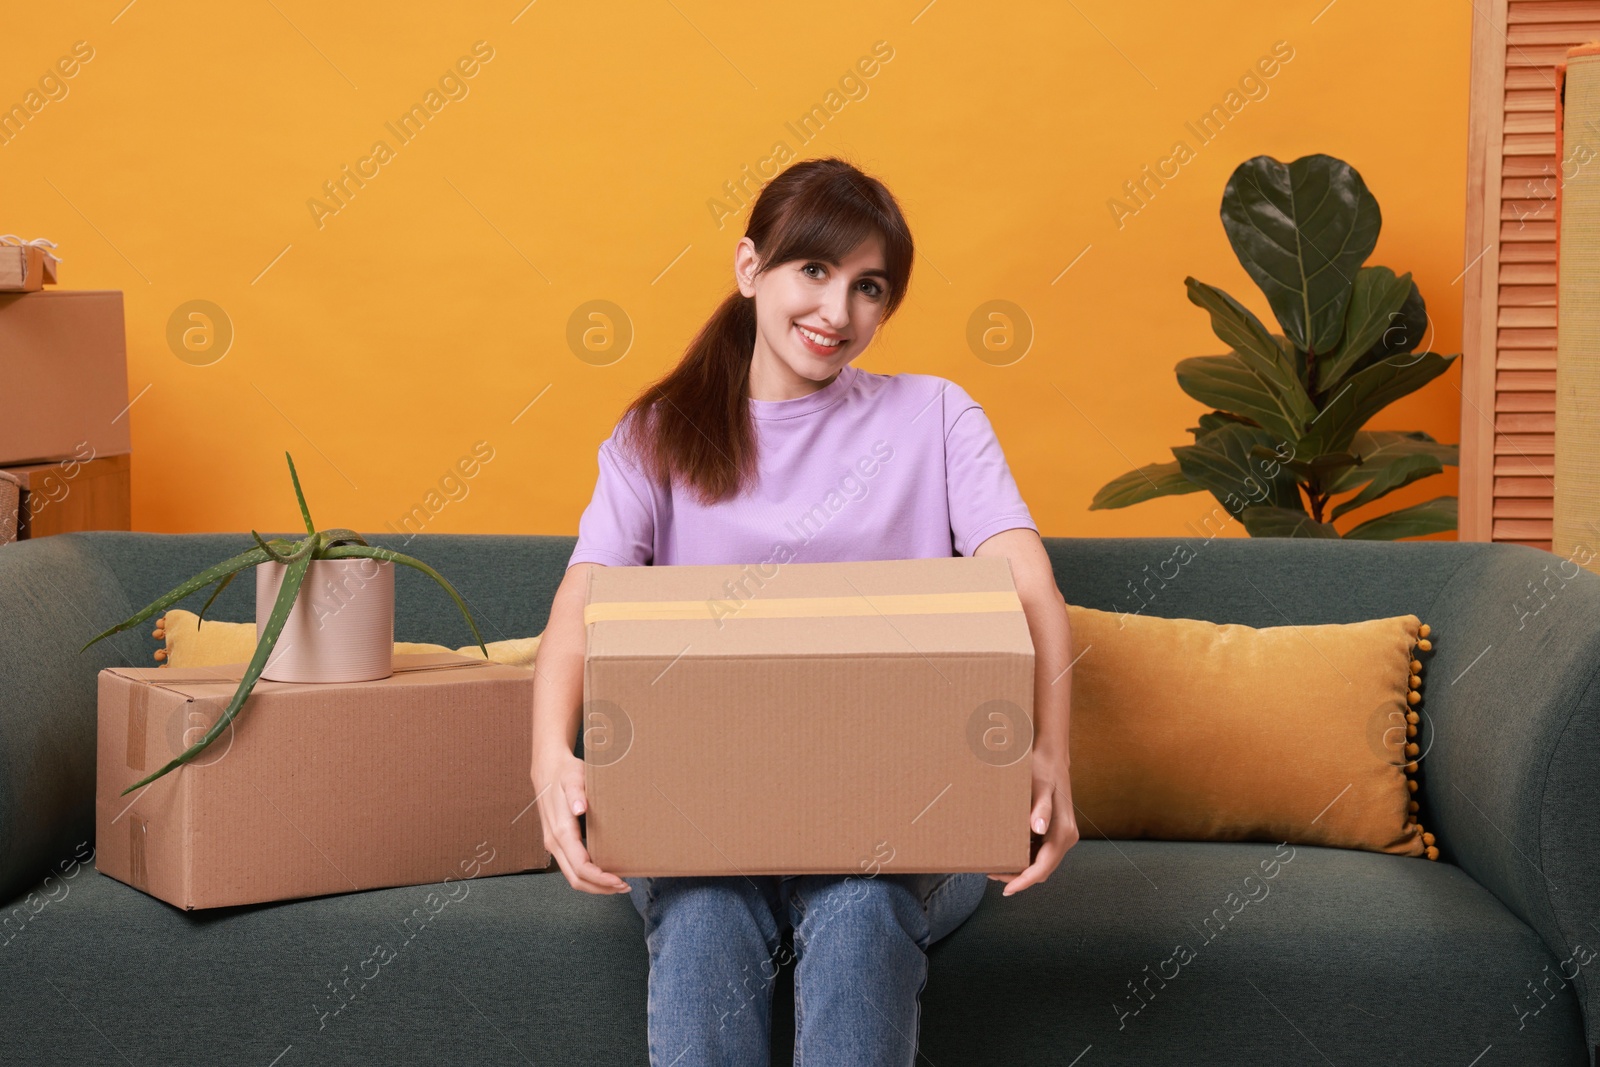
254;557;394;682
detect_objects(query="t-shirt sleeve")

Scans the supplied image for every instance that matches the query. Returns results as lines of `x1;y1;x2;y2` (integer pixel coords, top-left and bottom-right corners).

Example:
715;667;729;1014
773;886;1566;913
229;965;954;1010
943;381;1038;557
567;430;657;569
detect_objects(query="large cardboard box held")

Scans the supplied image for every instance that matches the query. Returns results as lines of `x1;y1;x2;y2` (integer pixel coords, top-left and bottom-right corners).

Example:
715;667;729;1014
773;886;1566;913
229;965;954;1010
582;556;1036;877
0;290;131;466
96;652;549;910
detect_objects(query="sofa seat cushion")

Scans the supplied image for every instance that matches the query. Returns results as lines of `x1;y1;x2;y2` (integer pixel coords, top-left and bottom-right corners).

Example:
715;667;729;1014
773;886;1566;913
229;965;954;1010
916;840;1589;1065
0;840;1586;1065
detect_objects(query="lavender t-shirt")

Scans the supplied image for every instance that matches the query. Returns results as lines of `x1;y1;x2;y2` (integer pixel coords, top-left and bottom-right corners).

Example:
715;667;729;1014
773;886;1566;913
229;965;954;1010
566;362;1038;569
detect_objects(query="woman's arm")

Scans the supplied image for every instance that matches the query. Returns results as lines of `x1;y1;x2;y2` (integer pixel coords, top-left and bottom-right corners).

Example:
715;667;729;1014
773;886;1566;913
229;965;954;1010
530;562;631;894
973;527;1079;895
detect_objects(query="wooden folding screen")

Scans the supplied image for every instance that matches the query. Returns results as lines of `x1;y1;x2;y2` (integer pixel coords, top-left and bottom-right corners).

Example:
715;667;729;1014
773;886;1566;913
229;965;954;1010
1462;0;1600;547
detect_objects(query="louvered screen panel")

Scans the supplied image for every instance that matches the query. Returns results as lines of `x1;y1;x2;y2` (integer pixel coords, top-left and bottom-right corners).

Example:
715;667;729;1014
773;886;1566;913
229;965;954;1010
1464;0;1600;548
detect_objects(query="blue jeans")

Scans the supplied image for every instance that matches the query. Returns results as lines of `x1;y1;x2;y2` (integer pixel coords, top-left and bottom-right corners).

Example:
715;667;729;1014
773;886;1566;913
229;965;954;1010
624;871;989;1067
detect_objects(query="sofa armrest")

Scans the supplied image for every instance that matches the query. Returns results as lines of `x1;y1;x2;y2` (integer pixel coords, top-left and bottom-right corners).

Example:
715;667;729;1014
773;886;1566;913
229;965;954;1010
1424;544;1600;1056
0;534;139;907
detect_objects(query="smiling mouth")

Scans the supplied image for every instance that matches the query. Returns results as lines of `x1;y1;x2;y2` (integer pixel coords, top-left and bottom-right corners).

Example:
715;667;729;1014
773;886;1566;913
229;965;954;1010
796;323;847;351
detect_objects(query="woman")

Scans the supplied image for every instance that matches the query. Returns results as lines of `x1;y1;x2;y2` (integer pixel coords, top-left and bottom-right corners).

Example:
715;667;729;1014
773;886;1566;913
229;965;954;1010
531;157;1077;1066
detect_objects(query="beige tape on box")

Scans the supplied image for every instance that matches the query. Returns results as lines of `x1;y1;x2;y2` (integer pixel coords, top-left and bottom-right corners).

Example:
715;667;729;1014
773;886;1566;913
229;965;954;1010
125;684;148;772
583;590;1022;625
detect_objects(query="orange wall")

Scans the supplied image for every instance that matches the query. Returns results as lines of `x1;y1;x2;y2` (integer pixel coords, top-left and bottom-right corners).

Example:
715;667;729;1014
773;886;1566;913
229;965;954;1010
2;2;1470;541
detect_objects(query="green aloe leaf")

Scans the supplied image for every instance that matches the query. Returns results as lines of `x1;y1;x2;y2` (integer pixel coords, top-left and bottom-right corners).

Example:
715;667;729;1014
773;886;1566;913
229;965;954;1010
320;543;489;656
1343;496;1458;540
80;545;276;653
1328;452;1446;521
195;571;237;625
318;528;369;548
251;530;315;564
119;538;318;795
1220;154;1381;355
1295;353;1457;458
1175;354;1306;445
1172;422;1302;513
1239;505;1341;538
285;452;316;536
1090;460;1204;510
1319;267;1416;391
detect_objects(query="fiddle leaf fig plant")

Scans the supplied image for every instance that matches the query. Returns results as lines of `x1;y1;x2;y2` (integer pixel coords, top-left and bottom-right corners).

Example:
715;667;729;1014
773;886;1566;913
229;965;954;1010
1091;153;1460;539
81;452;488;796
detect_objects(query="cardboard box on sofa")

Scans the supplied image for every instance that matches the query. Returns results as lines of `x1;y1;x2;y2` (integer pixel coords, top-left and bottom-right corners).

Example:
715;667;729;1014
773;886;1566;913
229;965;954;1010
582;555;1036;877
0;290;130;466
95;652;550;910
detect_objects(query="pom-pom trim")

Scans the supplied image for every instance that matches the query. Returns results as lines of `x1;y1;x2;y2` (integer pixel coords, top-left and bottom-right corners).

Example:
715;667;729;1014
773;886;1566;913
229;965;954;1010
1405;620;1438;860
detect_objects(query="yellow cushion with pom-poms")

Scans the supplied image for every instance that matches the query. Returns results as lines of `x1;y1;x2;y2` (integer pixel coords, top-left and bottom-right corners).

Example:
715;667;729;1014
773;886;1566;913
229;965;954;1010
153;608;542;669
1065;606;1438;859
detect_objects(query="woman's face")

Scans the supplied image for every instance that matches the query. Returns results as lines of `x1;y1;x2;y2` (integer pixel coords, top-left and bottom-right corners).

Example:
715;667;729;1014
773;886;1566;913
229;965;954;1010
735;232;890;390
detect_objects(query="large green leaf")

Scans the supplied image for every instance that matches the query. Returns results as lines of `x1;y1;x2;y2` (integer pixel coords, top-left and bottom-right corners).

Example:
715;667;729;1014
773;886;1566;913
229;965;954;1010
1318;267;1415;391
120;535;320;795
1325;431;1459;495
1239;505;1341;538
1220;154;1381;355
1250;444;1360;485
1187;410;1259;441
1172;422;1302;513
1091;460;1204;510
1328;452;1446;521
1295;353;1458;458
1184;278;1318;426
1343;496;1458;540
1358;281;1427;361
1176;354;1308;446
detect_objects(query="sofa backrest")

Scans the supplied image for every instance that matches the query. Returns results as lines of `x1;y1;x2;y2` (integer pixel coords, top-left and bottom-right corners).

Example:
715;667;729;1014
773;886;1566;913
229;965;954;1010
71;530;1496;648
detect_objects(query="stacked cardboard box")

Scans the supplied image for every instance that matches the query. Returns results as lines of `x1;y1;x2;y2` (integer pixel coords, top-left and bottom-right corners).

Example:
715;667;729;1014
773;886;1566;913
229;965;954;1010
0;290;131;541
96;652;550;910
0;469;17;545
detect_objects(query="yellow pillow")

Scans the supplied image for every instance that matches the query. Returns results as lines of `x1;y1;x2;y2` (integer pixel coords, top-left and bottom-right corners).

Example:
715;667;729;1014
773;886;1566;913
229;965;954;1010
151;608;542;670
1066;604;1437;859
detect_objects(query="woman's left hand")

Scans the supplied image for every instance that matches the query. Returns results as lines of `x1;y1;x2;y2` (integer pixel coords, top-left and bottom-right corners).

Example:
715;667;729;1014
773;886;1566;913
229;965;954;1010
988;739;1078;896
970;526;1079;898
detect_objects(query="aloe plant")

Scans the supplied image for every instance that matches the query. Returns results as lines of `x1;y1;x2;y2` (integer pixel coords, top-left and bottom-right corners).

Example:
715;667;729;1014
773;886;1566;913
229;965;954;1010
1091;153;1460;539
81;452;487;796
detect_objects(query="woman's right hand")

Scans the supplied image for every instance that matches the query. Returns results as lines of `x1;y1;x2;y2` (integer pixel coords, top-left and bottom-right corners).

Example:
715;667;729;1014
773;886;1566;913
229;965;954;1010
532;742;632;895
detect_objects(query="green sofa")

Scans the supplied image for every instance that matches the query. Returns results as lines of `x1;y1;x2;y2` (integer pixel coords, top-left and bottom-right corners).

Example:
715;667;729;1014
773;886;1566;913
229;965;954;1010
2;531;1597;1065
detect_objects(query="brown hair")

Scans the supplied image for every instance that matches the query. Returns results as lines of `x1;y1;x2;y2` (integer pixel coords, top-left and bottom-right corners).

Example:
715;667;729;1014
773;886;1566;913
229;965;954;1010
615;157;915;505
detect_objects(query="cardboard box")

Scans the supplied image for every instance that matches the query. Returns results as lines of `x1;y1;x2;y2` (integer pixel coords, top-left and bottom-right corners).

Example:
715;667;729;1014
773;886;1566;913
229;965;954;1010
0;290;130;466
2;452;130;539
96;652;550;910
0;243;58;291
0;469;18;545
582;556;1036;877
